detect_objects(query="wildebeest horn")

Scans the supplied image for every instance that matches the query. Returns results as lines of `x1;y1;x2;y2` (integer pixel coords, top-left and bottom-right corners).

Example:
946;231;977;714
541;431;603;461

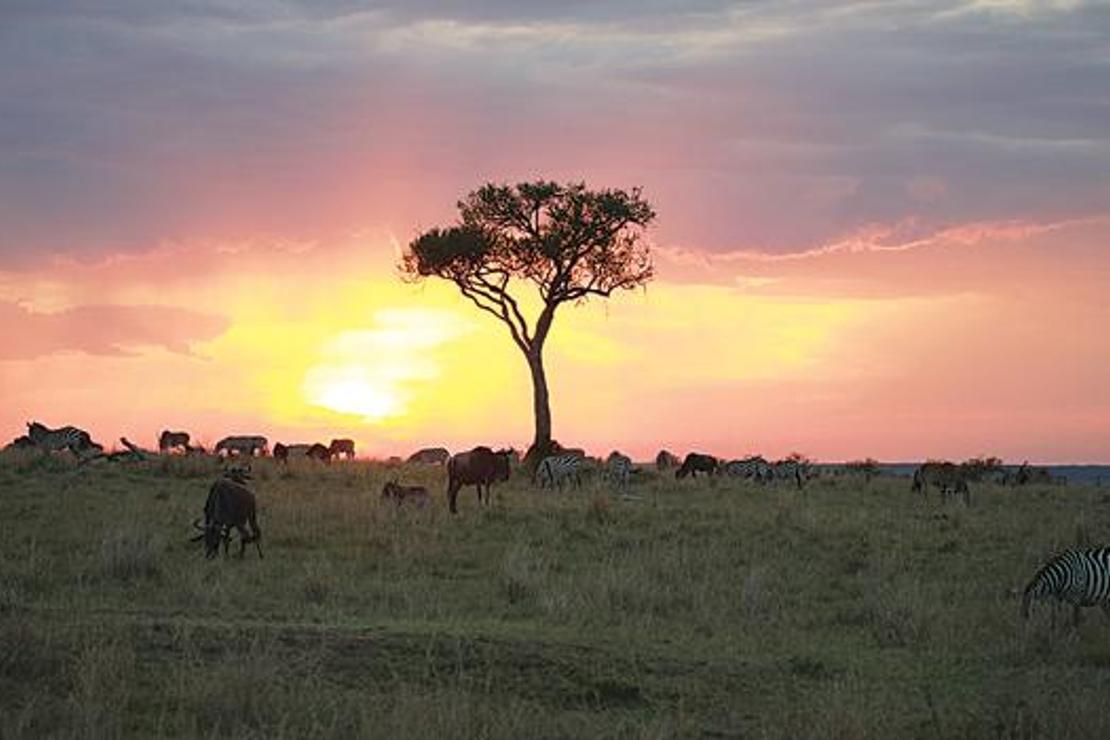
192;517;205;531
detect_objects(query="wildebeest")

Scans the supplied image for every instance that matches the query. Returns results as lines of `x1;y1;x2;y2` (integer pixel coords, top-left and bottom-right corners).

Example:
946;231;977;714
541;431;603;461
1009;461;1059;487
26;421;102;457
408;447;450;465
158;430;191;454
447;446;513;514
381;480;430;508
912;461;970;505
274;442;331;463
655;450;681;471
676;452;718;479
191;465;263;559
5;435;36;451
214;435;268;457
329;438;356;460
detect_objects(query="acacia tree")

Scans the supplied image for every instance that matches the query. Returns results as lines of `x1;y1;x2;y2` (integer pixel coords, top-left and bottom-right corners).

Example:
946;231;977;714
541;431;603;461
399;181;655;467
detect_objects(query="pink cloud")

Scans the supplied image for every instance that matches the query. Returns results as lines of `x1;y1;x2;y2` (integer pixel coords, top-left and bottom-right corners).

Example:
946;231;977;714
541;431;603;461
0;301;228;360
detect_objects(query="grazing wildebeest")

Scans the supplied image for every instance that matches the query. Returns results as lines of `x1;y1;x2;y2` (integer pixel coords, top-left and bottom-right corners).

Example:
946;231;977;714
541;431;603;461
912;461;970;505
5;435;36;451
676;452;718;479
329;438;356;460
214;435;268;457
273;443;330;463
191;465;262;559
26;421;102;457
447;446;512;514
158;430;191;454
655;450;680;471
381;480;430;508
407;447;450;465
606;451;633;488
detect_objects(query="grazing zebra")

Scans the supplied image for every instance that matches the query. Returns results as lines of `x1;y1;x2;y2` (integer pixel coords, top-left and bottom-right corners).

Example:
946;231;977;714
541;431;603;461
772;459;810;489
606;451;633;488
273;443;330;463
329;438;356;460
536;454;582;490
655;450;680;471
912;461;970;505
158;430;191;454
25;421;101;456
214;435;268;457
408;447;450;465
1022;548;1110;627
722;456;773;483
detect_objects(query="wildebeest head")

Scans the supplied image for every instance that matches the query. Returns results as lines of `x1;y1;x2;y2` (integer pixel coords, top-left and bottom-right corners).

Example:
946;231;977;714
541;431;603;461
492;448;513;481
190;517;224;559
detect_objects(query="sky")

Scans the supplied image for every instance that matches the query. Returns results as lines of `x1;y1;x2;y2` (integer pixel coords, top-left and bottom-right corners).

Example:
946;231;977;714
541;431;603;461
1;0;1107;462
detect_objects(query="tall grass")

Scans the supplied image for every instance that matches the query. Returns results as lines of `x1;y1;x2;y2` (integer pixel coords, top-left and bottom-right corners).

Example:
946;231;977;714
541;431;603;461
2;449;1110;737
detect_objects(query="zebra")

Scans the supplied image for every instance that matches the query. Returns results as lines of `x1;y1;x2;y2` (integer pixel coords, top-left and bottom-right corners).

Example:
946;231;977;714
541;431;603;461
912;461;970;505
772;458;809;489
1022;548;1110;628
25;421;102;457
722;456;773;483
214;435;268;457
158;430;190;454
606;451;633;488
536;454;582;490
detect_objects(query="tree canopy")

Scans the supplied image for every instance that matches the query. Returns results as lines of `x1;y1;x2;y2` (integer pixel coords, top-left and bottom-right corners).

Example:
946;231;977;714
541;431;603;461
399;180;656;465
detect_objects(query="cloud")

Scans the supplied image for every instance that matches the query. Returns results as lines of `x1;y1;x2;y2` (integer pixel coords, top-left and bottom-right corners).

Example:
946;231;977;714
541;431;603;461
1;0;1107;261
0;300;229;359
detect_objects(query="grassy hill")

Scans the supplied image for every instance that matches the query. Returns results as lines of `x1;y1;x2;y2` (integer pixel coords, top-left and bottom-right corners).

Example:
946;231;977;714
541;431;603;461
3;451;1110;738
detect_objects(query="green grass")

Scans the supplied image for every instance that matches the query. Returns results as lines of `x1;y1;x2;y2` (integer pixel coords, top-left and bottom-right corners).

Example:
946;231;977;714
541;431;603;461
2;450;1110;738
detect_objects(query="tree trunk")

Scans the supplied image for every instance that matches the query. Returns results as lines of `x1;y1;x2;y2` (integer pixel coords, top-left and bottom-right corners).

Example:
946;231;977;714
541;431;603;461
523;347;553;471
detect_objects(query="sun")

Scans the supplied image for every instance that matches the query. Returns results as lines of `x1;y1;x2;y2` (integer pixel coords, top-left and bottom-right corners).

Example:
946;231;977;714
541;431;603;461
302;366;404;421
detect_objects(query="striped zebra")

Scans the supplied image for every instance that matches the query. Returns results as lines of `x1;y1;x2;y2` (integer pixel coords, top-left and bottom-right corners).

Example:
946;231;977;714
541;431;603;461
722;456;773;483
606;451;632;488
772;458;809;489
25;421;101;457
214;435;268;457
536;454;582;490
912;461;970;505
1022;548;1110;627
158;430;190;454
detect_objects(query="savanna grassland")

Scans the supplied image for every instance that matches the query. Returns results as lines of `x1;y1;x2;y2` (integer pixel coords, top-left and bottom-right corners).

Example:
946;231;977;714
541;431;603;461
3;452;1110;739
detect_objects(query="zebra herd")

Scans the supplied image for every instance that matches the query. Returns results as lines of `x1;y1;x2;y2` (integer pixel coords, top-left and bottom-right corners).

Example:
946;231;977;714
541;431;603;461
5;422;361;464
532;450;810;490
5;421;1108;629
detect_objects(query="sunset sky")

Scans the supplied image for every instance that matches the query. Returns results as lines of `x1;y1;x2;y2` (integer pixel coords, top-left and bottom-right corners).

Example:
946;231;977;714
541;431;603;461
1;1;1107;462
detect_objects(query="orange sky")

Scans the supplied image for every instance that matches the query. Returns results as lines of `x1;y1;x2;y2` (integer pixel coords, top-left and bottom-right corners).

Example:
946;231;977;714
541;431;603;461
2;3;1108;462
2;217;1107;462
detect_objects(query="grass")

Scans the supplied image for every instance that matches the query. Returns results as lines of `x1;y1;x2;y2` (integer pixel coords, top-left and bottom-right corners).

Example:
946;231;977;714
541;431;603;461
2;450;1110;738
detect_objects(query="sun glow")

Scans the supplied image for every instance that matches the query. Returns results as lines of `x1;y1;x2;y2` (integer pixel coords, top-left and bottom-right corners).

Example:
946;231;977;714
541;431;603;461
300;309;476;423
302;369;403;421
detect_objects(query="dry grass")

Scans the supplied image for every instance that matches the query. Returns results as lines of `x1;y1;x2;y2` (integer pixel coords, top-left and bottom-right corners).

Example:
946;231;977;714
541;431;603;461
2;450;1110;737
